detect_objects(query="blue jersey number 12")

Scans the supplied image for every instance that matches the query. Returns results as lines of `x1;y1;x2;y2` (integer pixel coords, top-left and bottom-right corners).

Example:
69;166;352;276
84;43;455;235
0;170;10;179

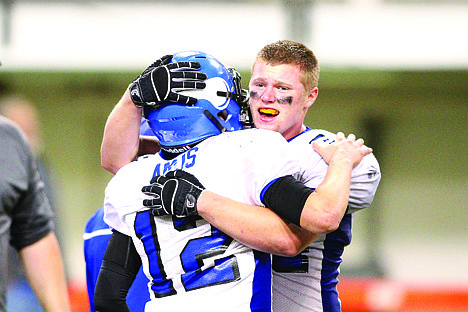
134;210;241;297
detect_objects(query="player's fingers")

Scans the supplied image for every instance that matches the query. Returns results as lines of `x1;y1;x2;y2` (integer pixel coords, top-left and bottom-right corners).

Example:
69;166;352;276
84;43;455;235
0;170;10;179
148;55;173;68
167;61;201;70
171;80;206;90
150;175;168;184
165;170;178;179
347;133;356;141
142;185;161;195
311;141;322;153
356;138;364;147
167;92;197;105
143;198;162;208
360;145;373;156
171;71;207;80
312;140;335;165
150;207;168;216
159;55;173;65
336;132;345;141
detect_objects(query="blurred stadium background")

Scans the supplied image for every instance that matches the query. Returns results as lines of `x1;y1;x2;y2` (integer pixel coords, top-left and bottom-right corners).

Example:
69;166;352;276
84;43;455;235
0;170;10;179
1;0;467;311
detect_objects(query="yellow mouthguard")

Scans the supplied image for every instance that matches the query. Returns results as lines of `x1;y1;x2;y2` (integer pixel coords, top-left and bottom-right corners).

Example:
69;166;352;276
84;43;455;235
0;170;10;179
259;108;279;116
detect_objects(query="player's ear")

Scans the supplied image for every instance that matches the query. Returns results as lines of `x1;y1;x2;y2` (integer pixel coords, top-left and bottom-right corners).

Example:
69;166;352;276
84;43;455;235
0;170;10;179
305;87;318;109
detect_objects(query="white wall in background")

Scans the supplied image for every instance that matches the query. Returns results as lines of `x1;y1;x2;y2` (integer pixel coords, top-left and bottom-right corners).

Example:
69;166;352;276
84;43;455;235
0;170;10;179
0;1;467;71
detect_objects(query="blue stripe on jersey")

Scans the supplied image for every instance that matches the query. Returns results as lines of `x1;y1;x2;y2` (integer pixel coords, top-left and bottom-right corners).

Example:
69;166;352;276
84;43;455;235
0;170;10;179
134;210;177;298
251;250;272;312
287;127;335;145
259;178;280;204
321;213;353;312
287;127;312;142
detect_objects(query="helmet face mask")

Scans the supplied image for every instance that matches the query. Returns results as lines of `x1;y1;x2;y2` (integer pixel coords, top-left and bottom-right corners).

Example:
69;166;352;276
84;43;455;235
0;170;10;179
226;67;253;127
144;51;249;151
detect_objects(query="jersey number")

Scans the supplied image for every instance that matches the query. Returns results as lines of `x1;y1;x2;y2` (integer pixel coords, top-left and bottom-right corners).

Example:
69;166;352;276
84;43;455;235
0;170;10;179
134;211;241;298
272;251;309;273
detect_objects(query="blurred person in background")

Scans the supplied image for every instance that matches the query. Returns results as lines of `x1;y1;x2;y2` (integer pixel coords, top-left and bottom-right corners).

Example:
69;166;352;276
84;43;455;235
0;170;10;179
0;110;71;311
0;96;62;215
0;96;67;312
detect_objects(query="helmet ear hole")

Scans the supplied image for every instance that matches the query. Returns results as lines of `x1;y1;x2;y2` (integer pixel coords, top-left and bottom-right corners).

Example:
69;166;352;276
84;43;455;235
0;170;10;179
218;110;228;121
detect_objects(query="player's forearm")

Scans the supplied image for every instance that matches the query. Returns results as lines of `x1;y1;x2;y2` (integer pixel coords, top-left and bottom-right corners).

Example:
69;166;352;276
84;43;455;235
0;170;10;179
20;232;71;312
198;191;316;256
301;133;372;232
300;157;353;233
101;89;142;174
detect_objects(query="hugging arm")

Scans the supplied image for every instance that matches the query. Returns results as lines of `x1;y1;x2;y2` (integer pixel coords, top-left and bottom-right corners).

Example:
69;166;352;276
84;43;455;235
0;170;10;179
101;89;144;174
142;177;318;256
198;133;370;254
141;171;314;256
265;133;372;232
197;190;317;256
142;133;372;256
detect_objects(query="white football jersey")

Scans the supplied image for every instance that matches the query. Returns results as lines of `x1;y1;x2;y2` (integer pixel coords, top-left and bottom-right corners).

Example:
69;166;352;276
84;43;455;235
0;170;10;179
272;128;381;312
104;128;324;312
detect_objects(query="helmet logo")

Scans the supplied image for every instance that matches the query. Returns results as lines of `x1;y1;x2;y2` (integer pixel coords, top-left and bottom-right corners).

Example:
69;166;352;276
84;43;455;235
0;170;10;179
178;77;231;110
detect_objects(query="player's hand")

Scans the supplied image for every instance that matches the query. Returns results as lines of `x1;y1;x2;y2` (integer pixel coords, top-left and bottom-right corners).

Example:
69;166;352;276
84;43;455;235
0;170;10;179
313;132;373;167
129;55;207;108
142;170;205;217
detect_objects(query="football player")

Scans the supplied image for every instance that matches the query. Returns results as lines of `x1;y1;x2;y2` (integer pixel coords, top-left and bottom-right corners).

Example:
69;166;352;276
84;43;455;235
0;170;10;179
94;51;372;312
143;41;382;312
100;40;381;312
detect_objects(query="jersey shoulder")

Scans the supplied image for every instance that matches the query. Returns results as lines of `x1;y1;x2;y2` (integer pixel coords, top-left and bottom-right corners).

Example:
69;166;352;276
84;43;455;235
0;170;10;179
219;128;288;145
105;154;162;211
289;128;336;146
112;154;162;184
203;128;290;157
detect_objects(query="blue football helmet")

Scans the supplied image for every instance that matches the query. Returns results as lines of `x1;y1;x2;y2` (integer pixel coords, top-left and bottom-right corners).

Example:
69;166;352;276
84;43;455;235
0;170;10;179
143;51;250;153
139;119;154;136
